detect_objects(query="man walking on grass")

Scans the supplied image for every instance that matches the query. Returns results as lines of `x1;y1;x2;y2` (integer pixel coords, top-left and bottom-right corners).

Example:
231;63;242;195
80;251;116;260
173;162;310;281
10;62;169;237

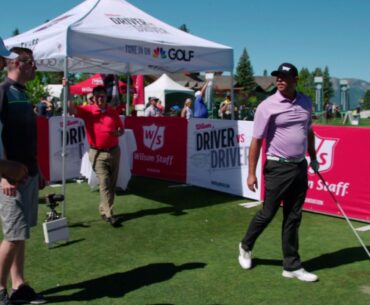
238;63;320;282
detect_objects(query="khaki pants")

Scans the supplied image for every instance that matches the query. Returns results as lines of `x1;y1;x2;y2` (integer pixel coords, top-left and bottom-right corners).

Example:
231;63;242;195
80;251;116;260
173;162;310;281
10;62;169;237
89;146;120;218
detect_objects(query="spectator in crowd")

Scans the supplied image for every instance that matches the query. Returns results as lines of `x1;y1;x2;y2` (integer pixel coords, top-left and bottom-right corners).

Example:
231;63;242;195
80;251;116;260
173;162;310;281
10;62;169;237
35;94;53;118
181;98;193;119
0;44;47;304
156;99;164;114
238;63;320;282
144;97;160;117
82;93;94;106
68;85;124;227
193;80;209;118
219;94;233;119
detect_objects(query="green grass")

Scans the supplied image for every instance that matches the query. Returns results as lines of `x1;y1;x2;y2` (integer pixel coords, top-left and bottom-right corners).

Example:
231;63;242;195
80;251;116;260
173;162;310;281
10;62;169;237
11;177;370;304
313;116;370;127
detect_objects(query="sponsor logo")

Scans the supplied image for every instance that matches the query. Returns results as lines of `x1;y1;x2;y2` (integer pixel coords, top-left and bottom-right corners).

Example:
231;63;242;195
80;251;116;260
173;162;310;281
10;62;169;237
143;124;165;151
153;48;167;59
152;47;195;62
107;15;168;34
307;134;339;174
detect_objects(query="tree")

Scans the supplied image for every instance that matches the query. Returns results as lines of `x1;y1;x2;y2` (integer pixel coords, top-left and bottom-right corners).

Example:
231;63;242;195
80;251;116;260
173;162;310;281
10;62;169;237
322;66;334;104
25;73;49;105
12;28;20;36
235;48;256;95
263;69;268;76
179;24;189;33
297;68;315;102
363;90;370;110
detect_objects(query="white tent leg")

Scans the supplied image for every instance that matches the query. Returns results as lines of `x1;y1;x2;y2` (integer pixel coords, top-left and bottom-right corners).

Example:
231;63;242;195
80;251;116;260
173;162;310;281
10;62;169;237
126;73;131;116
61;57;69;217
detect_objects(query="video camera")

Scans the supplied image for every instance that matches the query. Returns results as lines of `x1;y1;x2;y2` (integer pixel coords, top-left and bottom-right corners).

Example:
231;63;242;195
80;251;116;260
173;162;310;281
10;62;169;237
45;194;64;222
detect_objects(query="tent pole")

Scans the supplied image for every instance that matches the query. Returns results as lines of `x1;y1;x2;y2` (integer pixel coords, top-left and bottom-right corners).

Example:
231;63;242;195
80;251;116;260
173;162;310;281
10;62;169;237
126;73;131;116
61;57;69;217
230;71;235;120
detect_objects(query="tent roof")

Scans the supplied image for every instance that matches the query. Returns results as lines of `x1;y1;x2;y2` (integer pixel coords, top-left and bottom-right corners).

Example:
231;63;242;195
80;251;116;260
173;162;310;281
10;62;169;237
5;0;233;74
145;74;193;93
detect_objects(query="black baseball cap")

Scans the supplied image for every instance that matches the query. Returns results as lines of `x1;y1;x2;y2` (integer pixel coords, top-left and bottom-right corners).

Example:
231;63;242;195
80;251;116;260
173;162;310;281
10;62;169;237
271;63;298;77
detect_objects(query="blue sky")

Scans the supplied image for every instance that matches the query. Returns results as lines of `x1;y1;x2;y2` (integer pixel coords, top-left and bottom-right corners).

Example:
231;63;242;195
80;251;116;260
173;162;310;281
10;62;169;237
1;0;369;81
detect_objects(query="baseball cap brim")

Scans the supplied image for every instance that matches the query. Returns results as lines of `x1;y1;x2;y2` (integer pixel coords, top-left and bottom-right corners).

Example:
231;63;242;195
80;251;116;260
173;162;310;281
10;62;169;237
0;39;17;59
271;70;291;77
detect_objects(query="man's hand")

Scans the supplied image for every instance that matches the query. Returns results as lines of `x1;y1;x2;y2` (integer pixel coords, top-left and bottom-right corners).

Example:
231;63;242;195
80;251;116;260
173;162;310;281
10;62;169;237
310;159;320;173
109;128;124;137
1;178;17;197
0;160;28;183
247;174;258;192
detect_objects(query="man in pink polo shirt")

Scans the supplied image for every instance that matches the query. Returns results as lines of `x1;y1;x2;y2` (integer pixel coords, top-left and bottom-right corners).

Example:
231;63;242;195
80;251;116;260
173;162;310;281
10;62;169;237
69;85;124;227
238;63;320;282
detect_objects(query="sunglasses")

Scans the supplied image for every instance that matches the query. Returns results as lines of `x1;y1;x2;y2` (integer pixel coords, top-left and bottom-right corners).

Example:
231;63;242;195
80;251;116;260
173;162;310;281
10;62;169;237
18;58;36;66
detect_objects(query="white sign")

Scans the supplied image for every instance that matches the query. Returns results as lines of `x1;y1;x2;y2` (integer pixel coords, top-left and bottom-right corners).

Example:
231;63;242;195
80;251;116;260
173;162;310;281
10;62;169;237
49;117;88;182
186;119;262;200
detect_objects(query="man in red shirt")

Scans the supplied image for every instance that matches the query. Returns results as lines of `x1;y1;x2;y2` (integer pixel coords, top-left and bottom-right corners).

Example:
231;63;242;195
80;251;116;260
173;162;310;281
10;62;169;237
69;86;124;227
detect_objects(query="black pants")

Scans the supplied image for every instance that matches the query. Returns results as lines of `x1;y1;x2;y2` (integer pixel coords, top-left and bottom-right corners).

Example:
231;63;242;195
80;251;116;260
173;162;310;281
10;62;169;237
241;160;308;270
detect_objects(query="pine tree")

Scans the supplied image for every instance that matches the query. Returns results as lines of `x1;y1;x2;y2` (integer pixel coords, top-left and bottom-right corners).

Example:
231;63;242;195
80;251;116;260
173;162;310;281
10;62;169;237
363;90;370;110
297;68;315;102
235;48;256;95
322;66;334;104
179;24;189;33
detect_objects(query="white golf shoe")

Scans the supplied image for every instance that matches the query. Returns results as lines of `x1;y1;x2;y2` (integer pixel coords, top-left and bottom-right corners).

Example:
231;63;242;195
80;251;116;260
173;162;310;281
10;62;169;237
238;243;252;269
282;268;319;282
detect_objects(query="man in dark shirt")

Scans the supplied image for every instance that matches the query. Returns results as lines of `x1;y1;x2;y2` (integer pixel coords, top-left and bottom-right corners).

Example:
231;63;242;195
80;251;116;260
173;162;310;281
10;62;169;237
0;46;46;304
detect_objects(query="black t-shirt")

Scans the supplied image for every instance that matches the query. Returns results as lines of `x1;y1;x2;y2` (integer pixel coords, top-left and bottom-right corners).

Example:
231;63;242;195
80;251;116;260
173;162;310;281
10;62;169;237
0;78;38;176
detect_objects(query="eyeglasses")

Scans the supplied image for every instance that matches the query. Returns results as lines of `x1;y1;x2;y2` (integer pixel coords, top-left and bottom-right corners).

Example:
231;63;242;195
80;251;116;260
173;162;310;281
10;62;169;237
94;95;107;99
18;58;36;66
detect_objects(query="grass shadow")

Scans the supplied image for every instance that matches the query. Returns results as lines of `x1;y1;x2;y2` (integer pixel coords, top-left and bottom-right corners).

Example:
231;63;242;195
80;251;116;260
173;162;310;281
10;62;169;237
126;176;243;211
40;262;206;303
303;246;370;271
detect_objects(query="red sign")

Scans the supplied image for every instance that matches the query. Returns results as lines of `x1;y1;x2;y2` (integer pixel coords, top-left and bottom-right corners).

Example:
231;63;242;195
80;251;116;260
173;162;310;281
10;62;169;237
304;125;370;222
125;117;187;182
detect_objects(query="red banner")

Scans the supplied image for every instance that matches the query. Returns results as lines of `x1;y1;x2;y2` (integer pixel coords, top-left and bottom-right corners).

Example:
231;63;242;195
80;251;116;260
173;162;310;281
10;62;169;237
132;75;144;105
125;117;187;182
304;125;370;222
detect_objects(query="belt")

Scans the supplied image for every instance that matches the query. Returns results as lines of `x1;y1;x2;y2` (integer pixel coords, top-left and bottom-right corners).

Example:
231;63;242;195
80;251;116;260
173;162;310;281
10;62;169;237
90;146;118;153
266;155;305;164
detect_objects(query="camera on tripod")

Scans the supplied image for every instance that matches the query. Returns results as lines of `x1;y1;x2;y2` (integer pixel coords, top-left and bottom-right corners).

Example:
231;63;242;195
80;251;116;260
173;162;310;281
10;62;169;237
45;193;64;222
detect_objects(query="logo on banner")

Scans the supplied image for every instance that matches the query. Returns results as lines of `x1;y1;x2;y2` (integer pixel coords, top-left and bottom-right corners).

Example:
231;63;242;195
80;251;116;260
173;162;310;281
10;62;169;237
143;124;165;151
308;134;339;174
153;48;167;59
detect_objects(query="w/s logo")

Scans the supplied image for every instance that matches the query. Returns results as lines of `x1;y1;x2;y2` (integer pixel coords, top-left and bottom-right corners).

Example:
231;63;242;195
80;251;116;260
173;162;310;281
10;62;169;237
143;124;165;151
307;134;339;174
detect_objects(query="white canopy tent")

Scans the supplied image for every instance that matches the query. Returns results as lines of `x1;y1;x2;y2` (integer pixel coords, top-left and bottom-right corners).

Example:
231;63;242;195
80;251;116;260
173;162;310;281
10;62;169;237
4;0;234;216
144;74;194;110
5;0;233;74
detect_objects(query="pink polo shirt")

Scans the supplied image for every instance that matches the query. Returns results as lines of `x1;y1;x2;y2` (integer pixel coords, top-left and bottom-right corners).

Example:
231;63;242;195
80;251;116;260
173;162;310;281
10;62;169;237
253;91;312;159
76;104;124;149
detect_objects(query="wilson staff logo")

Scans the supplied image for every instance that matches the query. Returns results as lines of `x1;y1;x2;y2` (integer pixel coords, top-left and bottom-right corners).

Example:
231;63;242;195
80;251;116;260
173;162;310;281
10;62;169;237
143;124;165;151
307;134;339;174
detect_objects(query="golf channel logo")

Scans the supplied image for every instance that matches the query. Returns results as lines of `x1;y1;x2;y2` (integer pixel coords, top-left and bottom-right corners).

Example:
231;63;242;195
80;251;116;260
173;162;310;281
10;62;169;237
308;135;339;174
143;124;165;151
153;47;195;62
153;48;167;59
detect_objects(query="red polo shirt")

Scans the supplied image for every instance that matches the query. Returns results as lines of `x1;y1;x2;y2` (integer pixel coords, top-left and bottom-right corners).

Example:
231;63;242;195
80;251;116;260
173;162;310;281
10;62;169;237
76;104;124;149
